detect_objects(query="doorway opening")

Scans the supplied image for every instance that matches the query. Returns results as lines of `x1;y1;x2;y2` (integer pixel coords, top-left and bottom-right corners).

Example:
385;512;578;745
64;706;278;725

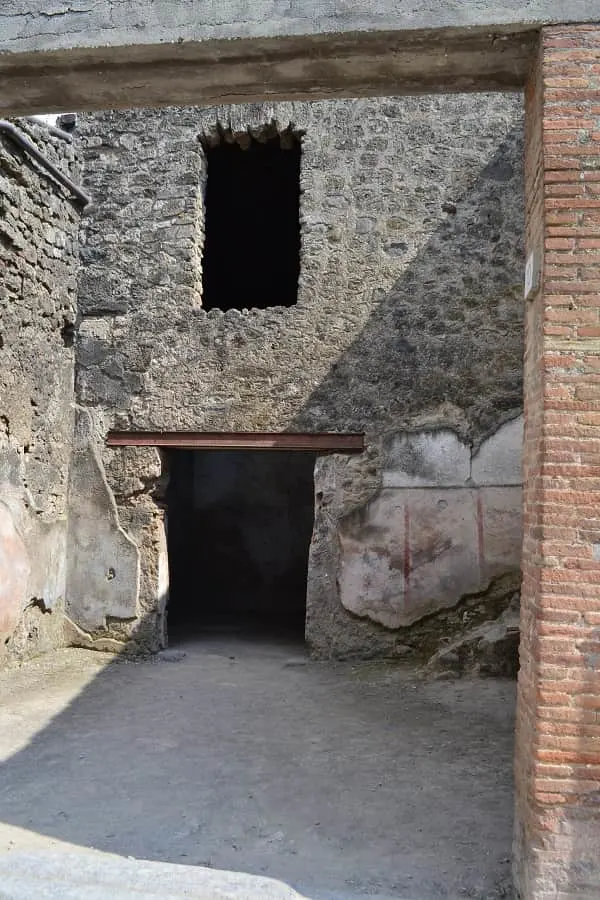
201;126;302;311
165;449;316;641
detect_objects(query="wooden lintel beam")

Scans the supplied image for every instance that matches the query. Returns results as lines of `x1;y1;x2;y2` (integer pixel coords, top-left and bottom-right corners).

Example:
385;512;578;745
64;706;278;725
106;432;365;453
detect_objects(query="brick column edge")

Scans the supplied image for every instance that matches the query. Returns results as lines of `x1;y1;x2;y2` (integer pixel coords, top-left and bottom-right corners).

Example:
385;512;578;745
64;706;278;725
514;24;600;900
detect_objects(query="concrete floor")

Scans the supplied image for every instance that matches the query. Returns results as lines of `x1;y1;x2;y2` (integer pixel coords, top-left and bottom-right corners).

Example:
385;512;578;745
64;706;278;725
0;635;516;899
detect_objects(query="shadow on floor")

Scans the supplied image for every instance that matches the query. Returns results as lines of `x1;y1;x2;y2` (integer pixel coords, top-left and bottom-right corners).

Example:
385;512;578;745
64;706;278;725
0;637;516;900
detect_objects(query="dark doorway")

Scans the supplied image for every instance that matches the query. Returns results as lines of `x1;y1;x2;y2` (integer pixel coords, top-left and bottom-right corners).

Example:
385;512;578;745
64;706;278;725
201;129;302;311
166;449;316;639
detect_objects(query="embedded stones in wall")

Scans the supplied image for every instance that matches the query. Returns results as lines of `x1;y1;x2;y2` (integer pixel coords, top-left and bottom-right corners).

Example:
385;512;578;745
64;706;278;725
338;417;522;629
76;96;524;437
428;592;521;677
0;119;81;663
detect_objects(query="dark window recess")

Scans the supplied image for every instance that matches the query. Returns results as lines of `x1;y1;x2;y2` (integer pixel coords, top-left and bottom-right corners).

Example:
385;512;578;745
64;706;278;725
201;129;301;311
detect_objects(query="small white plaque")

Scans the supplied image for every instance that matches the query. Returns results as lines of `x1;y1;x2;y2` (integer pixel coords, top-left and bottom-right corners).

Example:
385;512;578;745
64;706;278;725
524;251;540;300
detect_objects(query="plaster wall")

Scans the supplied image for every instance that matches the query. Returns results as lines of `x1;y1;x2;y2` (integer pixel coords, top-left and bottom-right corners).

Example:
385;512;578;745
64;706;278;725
340;419;523;630
72;94;525;659
0;121;81;663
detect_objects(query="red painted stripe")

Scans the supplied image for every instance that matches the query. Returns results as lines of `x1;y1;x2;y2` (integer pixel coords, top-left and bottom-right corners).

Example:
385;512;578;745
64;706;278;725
476;492;486;582
404;504;411;610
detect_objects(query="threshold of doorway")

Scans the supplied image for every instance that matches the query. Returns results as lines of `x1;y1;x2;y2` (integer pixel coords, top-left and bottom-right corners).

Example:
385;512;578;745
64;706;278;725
168;622;308;657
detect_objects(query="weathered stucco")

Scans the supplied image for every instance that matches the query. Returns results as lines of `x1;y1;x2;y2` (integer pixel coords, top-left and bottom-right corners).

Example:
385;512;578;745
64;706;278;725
72;93;525;659
66;408;140;632
0;120;81;662
339;418;522;629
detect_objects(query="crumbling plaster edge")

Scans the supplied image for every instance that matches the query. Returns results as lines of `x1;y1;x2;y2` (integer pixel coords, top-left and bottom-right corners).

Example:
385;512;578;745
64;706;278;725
66;406;141;633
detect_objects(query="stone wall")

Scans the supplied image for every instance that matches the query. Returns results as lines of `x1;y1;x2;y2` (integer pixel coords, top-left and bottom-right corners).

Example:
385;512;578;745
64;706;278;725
0;120;81;663
72;94;525;659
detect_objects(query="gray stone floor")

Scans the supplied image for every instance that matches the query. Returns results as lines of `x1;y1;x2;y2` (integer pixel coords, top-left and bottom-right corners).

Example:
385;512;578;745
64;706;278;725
0;636;516;899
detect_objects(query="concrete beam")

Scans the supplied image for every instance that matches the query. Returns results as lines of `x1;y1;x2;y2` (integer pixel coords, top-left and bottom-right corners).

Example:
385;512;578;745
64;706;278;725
3;2;597;55
1;0;598;115
3;3;597;115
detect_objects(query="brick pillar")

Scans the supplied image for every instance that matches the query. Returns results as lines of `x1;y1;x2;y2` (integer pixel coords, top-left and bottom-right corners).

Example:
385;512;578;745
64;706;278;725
515;25;600;899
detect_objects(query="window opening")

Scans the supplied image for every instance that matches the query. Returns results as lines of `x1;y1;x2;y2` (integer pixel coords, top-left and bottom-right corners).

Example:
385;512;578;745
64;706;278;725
201;125;302;311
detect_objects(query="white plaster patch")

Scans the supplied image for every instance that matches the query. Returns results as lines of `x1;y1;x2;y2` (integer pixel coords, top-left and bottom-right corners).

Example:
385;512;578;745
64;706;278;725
471;416;523;486
383;430;470;488
339;492;407;628
480;487;523;579
340;548;407;629
338;484;522;630
66;434;140;631
27;523;68;610
0;503;30;639
405;488;481;620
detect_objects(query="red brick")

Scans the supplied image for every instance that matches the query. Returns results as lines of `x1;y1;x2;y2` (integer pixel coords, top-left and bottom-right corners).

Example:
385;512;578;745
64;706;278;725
546;198;600;208
537;750;600;764
545;308;599;323
518;28;600;894
546;237;577;250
